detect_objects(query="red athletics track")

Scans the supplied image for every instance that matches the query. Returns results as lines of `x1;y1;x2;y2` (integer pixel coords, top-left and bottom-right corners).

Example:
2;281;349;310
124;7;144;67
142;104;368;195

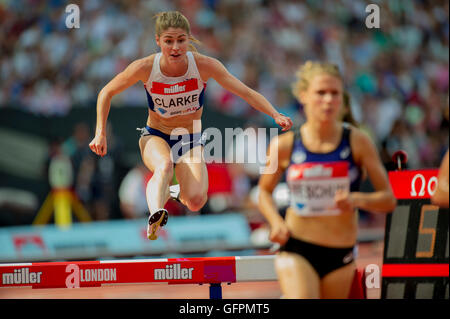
0;241;382;299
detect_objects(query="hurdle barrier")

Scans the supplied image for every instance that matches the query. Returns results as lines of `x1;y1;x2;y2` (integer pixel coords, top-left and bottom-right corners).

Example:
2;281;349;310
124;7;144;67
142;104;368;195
0;255;369;299
0;255;278;299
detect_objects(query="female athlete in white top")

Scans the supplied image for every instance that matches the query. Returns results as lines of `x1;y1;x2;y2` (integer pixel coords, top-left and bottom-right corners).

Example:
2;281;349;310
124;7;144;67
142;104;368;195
89;11;293;240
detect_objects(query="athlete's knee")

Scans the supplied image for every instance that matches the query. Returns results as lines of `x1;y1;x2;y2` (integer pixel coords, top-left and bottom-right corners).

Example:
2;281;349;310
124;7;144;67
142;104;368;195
186;193;208;212
153;160;174;178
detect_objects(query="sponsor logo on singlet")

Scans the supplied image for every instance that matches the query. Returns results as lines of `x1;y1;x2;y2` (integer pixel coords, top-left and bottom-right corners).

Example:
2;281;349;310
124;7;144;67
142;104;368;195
340;146;351;159
287;162;350;216
164;84;186;94
151;79;198;95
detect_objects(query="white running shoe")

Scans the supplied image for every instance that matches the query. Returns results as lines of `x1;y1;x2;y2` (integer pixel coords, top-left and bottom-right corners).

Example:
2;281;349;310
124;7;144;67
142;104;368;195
147;208;168;240
169;184;181;202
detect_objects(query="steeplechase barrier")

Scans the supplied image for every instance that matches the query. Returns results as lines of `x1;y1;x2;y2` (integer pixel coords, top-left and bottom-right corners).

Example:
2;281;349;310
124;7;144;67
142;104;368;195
0;255;368;299
0;255;278;299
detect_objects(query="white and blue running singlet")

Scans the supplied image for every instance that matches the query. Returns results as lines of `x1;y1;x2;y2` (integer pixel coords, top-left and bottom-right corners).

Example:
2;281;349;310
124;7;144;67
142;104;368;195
286;124;362;216
144;52;206;118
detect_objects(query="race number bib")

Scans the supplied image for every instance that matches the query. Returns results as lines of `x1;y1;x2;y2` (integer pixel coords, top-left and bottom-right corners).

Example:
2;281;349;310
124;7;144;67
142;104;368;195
287;162;350;216
150;79;203;118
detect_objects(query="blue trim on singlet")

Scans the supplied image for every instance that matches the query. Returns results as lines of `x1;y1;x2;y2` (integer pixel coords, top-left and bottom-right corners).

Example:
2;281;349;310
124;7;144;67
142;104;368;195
198;84;206;110
144;87;155;112
289;125;362;192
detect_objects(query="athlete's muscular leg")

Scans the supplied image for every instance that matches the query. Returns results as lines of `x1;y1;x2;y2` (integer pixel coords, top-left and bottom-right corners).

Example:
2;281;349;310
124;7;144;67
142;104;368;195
174;145;208;212
139;135;173;214
275;251;321;299
320;261;356;299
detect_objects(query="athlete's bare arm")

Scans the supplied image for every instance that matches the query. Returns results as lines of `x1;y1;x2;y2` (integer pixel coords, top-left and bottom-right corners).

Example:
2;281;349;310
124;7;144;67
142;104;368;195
89;57;153;156
258;132;294;244
431;149;449;208
195;53;293;131
335;128;397;213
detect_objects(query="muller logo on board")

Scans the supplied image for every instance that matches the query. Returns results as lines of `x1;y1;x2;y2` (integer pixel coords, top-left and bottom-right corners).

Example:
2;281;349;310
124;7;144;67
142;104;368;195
154;263;194;280
2;268;43;285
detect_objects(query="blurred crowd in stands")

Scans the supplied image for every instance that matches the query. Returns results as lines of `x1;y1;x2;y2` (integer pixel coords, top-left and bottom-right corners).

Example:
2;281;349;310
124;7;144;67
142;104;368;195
0;0;448;225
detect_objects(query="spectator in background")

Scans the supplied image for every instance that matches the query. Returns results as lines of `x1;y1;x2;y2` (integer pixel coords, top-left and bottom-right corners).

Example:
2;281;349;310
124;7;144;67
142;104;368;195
62;122;122;220
225;119;269;188
62;122;91;176
61;122;95;216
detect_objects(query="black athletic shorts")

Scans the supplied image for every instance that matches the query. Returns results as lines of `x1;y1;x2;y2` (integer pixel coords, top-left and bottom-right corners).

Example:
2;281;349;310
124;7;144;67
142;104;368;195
279;237;355;278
